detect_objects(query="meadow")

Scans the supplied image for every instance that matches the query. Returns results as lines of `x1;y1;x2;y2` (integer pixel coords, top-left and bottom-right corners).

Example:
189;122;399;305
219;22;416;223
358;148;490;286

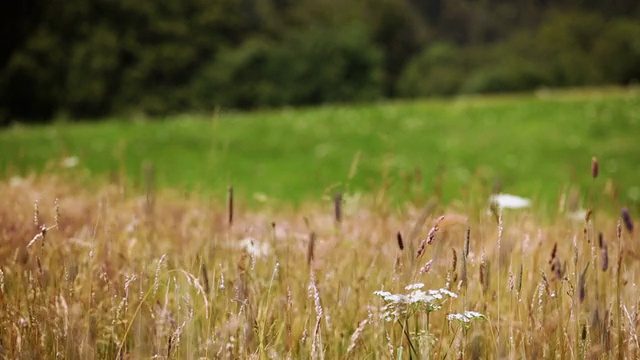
1;88;639;359
2;87;640;207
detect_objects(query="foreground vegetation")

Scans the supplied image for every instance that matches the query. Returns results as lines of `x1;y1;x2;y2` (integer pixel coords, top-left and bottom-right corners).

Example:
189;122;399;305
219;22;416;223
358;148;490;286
0;171;637;358
2;88;640;207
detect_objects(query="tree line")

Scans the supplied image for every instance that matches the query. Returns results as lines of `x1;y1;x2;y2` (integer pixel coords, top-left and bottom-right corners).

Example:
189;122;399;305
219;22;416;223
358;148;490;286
1;0;639;123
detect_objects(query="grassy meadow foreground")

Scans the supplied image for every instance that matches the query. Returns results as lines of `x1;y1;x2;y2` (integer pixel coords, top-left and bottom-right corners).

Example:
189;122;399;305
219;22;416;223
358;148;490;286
1;174;638;359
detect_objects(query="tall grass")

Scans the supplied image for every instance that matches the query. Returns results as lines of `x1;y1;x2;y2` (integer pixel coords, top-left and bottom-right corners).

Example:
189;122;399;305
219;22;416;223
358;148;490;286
0;173;637;358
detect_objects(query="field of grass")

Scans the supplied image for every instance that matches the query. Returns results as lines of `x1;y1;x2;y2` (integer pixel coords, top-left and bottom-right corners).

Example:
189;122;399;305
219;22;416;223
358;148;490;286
0;173;638;358
1;88;640;358
1;87;639;209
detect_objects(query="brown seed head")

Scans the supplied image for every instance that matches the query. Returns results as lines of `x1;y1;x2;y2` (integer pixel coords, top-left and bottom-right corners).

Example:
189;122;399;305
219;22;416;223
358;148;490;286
601;243;609;272
617;219;622;239
585;208;593;223
549;242;557;264
451;248;457;272
621;207;634;233
307;232;316;266
334;192;342;224
464;226;470;257
579;263;589;303
517;264;523;293
480;258;490;293
227;186;234;227
598;232;604;249
591;157;599;179
396;231;404;251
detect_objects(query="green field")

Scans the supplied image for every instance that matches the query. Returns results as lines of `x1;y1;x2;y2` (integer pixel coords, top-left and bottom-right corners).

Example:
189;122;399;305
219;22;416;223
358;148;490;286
2;88;640;208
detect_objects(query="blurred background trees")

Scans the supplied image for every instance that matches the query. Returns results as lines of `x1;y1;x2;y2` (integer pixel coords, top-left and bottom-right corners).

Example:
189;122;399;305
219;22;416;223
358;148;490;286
1;0;639;123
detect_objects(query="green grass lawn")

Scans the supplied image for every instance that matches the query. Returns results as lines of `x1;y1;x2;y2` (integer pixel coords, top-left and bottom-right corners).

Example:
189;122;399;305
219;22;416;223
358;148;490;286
2;87;640;208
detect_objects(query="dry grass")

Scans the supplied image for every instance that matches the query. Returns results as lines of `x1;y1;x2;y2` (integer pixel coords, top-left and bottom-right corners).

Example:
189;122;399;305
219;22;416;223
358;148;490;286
0;174;638;359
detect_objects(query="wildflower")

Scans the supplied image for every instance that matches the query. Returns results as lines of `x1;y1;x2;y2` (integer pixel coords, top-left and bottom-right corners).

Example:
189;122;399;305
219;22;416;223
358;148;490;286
61;156;79;168
405;283;424;291
374;286;458;322
238;237;271;258
447;310;487;324
490;194;531;209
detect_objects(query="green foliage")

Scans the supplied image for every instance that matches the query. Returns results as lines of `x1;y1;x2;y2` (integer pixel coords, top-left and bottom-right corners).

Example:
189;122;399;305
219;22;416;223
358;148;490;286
2;0;640;122
1;29;67;121
534;11;607;86
456;11;640;95
194;25;383;109
593;19;640;84
65;27;120;117
460;60;552;94
396;43;465;97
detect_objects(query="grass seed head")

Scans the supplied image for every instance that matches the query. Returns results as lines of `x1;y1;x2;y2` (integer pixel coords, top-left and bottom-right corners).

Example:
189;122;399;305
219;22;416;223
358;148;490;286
451;248;457;272
227;186;234;227
621;207;634;233
549;242;557;264
464;226;470;257
396;231;404;251
334;192;342;224
517;263;523;293
307;232;316;266
33;200;39;228
419;259;433;276
579;263;589;303
601;244;609;272
591;157;599;179
201;262;210;295
480;257;490;293
585;208;593;223
54;197;60;229
346;319;368;354
598;232;604;249
417;215;445;258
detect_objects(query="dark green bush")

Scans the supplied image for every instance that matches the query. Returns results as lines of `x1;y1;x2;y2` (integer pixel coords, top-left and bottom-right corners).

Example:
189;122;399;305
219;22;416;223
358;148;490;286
460;60;552;94
192;37;289;109
193;25;384;110
534;11;607;86
0;30;67;121
593;19;640;84
64;26;120;117
396;43;465;97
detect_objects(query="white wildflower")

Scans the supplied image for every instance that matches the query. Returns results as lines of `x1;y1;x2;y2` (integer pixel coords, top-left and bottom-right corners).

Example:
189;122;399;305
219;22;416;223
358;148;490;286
61;156;79;168
567;209;587;222
238;237;271;258
438;288;458;298
405;283;424;291
374;286;458;321
490;193;531;209
447;310;487;325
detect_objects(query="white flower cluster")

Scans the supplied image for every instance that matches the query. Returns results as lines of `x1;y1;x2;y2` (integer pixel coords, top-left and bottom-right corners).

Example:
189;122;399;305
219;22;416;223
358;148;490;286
238;237;271;258
489;193;531;209
446;311;487;324
374;283;458;322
